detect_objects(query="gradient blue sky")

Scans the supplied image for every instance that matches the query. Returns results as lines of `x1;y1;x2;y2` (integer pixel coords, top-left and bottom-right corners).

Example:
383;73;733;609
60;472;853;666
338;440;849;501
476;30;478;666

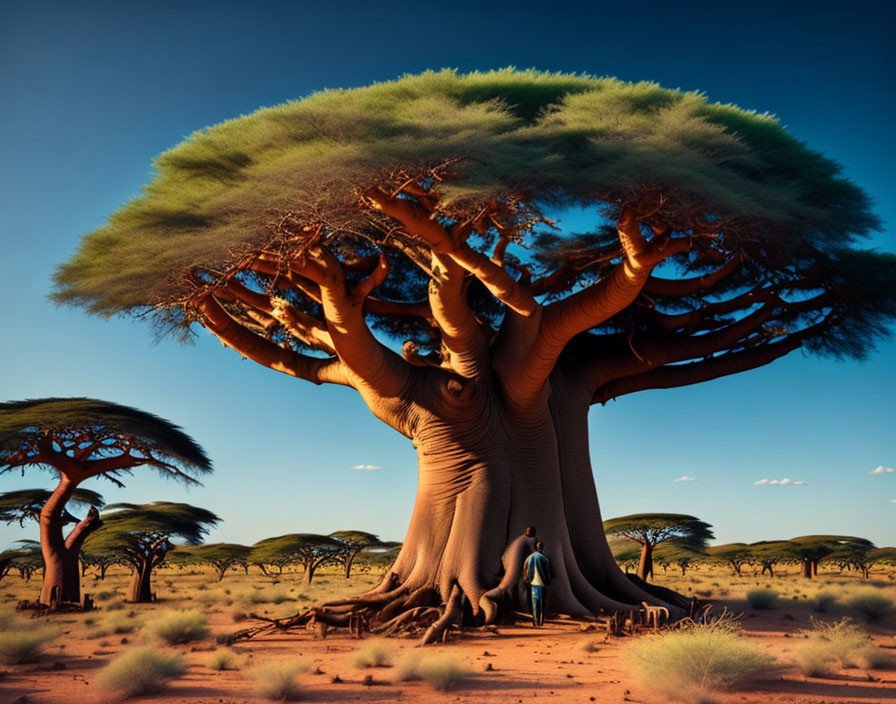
1;1;894;550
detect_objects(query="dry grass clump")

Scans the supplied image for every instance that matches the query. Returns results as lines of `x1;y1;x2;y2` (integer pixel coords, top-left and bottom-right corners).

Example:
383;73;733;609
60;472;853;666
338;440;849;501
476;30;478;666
846;587;893;622
98;646;186;696
351;639;391;668
746;588;778;609
393;652;471;690
393;650;423;681
237;587;293;605
794;618;894;676
143;609;209;644
0;622;58;664
207;648;241;671
627;621;773;703
250;661;309;701
809;590;839;612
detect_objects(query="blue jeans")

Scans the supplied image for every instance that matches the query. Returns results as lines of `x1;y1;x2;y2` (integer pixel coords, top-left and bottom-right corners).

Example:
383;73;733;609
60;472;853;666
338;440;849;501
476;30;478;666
531;585;545;626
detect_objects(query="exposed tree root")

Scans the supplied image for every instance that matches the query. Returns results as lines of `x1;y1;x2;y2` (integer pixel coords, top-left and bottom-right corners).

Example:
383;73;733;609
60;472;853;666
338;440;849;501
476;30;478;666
224;571;705;646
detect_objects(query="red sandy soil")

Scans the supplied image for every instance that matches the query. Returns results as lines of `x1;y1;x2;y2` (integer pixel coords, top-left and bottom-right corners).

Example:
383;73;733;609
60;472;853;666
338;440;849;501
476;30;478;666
2;601;894;704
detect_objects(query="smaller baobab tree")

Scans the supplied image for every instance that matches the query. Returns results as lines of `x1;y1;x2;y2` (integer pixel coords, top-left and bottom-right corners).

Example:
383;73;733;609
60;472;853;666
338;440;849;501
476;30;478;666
251;534;342;584
604;514;714;582
0;398;212;606
328;531;383;579
789;535;875;579
0;488;104;594
173;543;252;581
84;502;220;602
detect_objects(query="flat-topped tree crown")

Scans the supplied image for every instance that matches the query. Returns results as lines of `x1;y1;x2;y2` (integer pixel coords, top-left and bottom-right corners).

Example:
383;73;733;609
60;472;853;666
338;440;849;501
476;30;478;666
85;502;220;602
0;398;212;485
0;488;104;527
251;534;342;584
50;69;896;637
54;69;895;376
604;514;714;547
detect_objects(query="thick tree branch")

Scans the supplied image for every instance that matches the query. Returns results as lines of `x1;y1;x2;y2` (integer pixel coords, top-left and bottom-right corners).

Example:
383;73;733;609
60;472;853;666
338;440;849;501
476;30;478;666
593;332;807;404
642;255;742;298
364;187;538;316
508;207;690;401
194;295;351;386
428;253;488;378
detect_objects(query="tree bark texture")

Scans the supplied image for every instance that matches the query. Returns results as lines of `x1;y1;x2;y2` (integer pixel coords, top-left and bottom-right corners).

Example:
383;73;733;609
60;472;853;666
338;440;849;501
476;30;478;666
370;366;681;621
128;561;154;603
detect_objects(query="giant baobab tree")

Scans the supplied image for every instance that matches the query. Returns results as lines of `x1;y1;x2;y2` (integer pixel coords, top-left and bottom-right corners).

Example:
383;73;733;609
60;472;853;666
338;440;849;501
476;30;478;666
0;399;212;606
52;70;896;635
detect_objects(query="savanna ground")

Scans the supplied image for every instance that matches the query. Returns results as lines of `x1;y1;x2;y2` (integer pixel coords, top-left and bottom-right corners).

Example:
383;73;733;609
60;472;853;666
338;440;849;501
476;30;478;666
1;562;894;704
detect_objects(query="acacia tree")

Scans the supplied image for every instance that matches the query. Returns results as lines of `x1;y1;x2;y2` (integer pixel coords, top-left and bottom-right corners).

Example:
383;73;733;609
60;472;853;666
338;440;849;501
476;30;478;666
172;543;252;581
604;514;713;581
0;541;42;582
748;541;795;578
654;541;704;576
329;531;383;579
52;70;896;632
0;399;212;606
84;502;220;602
707;543;753;576
251;534;342;584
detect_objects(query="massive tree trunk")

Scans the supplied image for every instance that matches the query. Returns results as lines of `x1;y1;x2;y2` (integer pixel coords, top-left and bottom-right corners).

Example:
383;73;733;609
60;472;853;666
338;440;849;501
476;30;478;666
638;544;655;582
39;478;75;605
369;367;680;626
128;561;154;603
61;507;102;602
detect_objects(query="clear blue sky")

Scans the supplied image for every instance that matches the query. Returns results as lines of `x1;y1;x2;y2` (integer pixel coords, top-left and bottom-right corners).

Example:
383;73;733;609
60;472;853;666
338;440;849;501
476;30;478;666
1;1;894;549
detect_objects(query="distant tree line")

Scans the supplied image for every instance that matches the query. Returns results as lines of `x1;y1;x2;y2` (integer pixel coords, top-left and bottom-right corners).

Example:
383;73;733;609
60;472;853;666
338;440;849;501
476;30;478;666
604;513;895;581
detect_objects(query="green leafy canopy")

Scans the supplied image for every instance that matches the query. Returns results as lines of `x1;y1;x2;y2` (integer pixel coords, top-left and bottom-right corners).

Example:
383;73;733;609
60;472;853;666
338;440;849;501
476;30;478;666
0;398;212;486
52;69;894;362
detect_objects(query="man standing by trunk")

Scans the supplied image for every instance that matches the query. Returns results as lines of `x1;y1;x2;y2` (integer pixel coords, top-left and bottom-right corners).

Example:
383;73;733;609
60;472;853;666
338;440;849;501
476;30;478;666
523;540;552;627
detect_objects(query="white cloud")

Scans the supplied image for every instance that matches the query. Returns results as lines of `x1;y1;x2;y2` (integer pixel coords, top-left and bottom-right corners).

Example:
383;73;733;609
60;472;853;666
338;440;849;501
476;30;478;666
674;475;696;482
754;477;806;486
869;466;894;475
352;464;383;471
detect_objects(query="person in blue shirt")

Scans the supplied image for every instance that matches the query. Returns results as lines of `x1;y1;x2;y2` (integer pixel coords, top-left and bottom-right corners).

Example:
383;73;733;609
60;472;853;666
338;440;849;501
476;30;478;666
523;540;552;627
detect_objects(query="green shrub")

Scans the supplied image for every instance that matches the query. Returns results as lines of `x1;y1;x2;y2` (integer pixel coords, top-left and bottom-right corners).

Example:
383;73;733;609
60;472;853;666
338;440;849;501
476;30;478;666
352;639;391;668
99;646;186;696
794;618;894;676
0;626;58;664
143;609;209;644
628;623;773;703
746;588;778;609
846;588;892;622
251;661;309;701
809;590;839;613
